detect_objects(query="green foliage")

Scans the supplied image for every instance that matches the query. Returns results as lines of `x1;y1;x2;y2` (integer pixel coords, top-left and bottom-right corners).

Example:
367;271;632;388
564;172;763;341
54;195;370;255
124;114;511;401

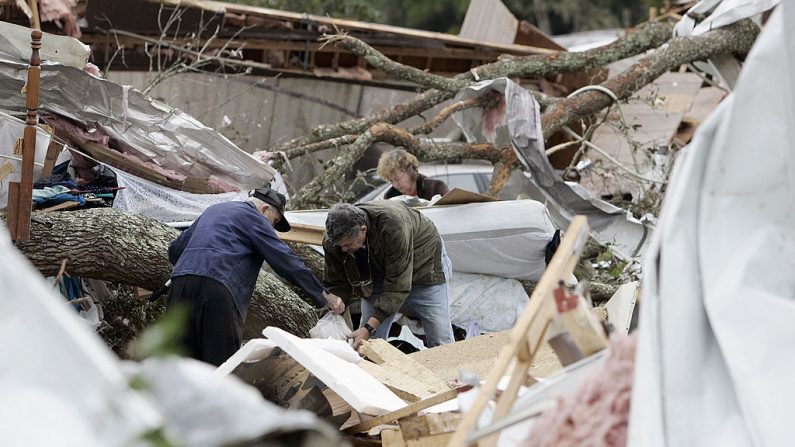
126;304;189;360
223;0;666;35
373;0;470;34
223;0;381;22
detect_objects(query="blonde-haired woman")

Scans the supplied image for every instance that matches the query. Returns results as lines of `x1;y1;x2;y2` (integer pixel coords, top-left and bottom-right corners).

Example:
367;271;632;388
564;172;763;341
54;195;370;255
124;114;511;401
376;148;449;200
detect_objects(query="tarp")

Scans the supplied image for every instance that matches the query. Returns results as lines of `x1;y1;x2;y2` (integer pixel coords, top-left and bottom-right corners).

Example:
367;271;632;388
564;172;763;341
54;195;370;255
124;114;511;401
0;23;274;190
629;4;795;446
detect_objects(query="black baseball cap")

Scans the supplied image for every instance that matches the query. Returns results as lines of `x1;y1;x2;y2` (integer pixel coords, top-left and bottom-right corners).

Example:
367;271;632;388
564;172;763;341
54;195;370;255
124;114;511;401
250;188;291;232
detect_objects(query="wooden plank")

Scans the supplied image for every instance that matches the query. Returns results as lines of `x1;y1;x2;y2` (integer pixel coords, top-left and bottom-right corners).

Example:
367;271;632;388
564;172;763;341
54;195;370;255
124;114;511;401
405;432;454;447
359;339;449;395
344;387;462;434
447;216;589;447
6;181;20;240
360;338;406;364
40;130;63;178
40;200;80;212
434;188;497;206
555;287;608;357
399;412;462;440
381;428;407;447
277;222;325;245
359;361;441;403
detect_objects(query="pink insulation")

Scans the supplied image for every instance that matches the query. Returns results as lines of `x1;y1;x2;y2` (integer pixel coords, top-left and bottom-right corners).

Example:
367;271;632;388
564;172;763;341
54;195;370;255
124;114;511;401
522;332;638;447
39;0;81;38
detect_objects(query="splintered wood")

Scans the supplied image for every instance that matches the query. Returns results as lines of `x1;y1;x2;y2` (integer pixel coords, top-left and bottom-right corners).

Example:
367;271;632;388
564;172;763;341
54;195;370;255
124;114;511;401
359;339;450;402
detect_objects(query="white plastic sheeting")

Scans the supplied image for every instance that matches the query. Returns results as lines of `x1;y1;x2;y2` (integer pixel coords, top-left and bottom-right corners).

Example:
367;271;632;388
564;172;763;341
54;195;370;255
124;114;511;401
287;199;556;281
0;225;161;446
629;5;795;446
113;168;247;223
448;272;529;333
111;164;289;223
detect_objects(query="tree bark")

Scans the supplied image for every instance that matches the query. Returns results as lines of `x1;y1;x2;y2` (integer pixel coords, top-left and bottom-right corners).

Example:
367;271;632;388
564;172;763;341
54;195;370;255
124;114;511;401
273;21;673;156
14;208;317;339
541;19;759;137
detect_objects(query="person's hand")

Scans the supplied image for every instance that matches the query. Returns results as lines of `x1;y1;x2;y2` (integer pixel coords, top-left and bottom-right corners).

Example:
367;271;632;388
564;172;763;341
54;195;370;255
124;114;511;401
323;291;345;315
347;327;370;351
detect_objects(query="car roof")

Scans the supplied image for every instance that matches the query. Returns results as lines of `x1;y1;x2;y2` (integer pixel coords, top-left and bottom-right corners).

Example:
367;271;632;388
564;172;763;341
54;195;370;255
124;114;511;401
418;164;494;176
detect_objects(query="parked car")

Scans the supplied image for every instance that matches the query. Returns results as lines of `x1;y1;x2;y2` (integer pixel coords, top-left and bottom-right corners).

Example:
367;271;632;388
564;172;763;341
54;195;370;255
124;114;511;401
357;164;496;202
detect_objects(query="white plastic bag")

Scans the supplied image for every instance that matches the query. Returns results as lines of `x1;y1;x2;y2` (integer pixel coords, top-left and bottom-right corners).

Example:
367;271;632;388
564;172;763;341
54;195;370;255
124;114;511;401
309;313;351;341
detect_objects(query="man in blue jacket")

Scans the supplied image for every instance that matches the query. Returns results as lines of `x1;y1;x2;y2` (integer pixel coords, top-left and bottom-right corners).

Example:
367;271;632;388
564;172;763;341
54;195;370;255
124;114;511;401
167;187;345;366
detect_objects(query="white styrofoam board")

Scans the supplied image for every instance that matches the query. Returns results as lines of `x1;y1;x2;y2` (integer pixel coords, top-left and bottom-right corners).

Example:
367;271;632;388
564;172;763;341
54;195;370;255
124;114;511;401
263;327;406;415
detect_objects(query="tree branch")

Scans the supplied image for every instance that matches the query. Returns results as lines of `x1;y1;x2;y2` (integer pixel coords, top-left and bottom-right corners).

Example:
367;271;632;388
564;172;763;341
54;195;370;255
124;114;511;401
270;21;674;154
541;19;758;137
320;33;469;93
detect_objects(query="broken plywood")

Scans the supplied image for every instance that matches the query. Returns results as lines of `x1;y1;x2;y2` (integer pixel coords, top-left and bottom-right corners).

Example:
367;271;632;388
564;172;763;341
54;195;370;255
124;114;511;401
399;412;462;440
359;361;444;403
263;327;406;416
360;339;448;392
408;331;563;382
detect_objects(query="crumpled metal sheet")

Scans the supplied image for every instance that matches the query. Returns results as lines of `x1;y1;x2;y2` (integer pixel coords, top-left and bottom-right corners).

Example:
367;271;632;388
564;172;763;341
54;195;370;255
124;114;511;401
0;21;89;68
452;77;651;258
0;27;274;190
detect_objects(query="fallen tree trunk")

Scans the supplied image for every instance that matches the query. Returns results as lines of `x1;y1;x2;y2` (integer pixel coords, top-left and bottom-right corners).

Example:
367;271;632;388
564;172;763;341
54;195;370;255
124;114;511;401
13;208;316;339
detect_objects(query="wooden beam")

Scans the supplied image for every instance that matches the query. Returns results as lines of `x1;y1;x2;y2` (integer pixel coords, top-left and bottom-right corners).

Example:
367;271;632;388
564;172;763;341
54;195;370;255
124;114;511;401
345;387;463;434
359;361;442;403
399;412;462;440
277;222;325;245
6;181;20;239
40;130;64;178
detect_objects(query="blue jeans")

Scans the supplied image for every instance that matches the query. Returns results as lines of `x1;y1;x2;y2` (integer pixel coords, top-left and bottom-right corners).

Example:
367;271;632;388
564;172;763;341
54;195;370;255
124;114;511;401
360;243;454;347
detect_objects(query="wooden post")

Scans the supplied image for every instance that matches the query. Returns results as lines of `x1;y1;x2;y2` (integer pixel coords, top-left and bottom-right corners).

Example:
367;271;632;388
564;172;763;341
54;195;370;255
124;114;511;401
15;29;42;241
29;0;40;30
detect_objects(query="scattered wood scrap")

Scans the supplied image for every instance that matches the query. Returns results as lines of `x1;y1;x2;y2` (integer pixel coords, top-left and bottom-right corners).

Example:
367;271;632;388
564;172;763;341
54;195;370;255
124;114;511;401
359;339;450;402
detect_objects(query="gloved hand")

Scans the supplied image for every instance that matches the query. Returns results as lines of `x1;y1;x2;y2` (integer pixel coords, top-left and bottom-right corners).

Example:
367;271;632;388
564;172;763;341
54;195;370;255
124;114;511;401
148;279;171;302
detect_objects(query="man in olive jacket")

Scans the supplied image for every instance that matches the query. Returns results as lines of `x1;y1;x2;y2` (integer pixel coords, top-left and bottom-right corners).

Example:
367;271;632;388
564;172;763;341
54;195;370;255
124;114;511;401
323;201;454;349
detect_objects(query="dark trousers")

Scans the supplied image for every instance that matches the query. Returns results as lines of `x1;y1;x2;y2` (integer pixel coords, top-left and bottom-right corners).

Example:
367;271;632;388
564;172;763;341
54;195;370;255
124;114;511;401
166;275;242;366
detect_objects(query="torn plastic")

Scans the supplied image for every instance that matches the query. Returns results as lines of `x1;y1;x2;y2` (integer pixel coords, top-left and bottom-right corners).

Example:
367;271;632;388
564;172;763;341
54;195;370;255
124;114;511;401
630;5;795;446
0;25;274;190
674;0;779;37
309;312;352;341
448;272;529;333
0;222;339;446
452;77;651;259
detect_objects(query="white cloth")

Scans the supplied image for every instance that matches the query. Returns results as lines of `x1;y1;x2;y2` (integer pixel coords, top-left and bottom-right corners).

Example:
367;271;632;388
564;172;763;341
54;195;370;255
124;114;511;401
629;6;795;446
